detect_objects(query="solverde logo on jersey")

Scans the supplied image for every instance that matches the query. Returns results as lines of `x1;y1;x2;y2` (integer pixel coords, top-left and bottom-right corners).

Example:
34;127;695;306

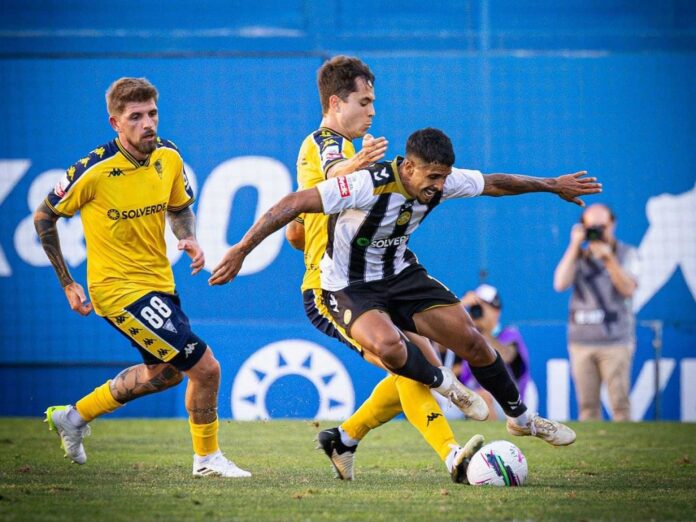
107;203;168;221
355;235;409;248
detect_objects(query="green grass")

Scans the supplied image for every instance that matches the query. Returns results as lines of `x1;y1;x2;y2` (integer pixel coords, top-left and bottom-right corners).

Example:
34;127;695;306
1;418;695;521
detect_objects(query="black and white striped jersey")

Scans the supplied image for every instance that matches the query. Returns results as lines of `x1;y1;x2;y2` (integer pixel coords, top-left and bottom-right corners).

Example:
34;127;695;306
317;157;484;291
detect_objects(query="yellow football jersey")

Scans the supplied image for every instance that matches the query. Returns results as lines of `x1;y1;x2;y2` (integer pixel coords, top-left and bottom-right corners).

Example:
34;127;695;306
296;128;355;292
46;137;194;316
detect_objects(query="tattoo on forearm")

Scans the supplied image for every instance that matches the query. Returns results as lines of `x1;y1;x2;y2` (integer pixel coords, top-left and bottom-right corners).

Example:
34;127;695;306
485;174;553;195
34;202;73;287
242;203;300;254
167;207;196;240
111;364;183;403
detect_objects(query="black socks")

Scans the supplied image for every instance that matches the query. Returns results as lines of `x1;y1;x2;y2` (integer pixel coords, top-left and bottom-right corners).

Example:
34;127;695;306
471;352;527;417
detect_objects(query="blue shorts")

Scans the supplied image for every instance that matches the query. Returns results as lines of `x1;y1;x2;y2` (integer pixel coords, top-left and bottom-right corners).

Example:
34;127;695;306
105;291;207;371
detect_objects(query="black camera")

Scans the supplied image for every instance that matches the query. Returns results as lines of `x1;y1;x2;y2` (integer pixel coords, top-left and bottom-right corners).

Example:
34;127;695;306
468;304;484;319
585;225;605;241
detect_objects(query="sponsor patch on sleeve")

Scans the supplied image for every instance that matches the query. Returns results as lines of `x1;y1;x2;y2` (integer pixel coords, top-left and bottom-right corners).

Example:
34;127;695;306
337;176;351;198
53;172;71;199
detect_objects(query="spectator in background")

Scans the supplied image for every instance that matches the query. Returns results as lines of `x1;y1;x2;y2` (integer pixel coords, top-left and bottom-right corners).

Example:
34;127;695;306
554;203;639;421
456;284;531;420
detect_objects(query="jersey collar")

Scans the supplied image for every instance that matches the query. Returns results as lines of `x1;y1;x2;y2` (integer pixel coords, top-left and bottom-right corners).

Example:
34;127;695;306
115;138;151;168
392;156;413;199
318;126;352;141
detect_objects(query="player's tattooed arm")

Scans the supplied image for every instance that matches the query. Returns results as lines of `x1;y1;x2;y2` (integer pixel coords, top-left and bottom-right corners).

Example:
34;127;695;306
167;206;196;240
33;200;73;287
238;189;323;255
110;364;183;403
209;188;323;285
482;171;601;207
168;206;205;275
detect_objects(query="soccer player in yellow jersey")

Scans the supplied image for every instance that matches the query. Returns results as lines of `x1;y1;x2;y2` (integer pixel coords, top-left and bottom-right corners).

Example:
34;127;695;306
285;56;485;483
34;77;249;478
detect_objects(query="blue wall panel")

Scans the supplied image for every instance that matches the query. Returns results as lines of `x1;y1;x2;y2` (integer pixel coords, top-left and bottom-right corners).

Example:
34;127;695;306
1;2;694;420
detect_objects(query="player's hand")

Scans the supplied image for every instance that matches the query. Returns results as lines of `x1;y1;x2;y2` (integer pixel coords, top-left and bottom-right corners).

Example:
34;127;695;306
63;282;93;316
354;134;388;169
570;223;586;245
178;238;205;275
208;245;245;286
554;171;601;207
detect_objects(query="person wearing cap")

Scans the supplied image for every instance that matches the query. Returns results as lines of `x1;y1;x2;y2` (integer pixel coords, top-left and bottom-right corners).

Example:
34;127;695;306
456;284;531;420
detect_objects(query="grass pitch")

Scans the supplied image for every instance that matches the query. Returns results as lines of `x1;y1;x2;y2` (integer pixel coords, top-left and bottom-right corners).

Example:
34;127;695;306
1;418;694;521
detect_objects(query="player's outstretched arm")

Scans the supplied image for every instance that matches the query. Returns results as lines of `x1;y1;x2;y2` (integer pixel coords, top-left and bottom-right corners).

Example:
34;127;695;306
482;171;601;207
209;188;323;286
167;206;204;275
33;200;93;316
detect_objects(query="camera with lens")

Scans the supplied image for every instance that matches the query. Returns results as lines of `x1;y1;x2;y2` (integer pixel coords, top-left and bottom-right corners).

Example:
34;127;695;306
468;304;484;319
585;225;605;242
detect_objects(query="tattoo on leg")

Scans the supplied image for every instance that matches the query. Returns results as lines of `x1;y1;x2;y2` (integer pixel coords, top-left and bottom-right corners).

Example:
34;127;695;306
111;364;183;403
188;407;218;416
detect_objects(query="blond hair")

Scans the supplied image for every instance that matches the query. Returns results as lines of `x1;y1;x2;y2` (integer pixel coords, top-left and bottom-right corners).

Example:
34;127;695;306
105;77;159;116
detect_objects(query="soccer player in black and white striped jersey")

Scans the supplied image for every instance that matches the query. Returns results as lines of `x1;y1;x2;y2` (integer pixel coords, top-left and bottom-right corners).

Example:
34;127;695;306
211;127;602;446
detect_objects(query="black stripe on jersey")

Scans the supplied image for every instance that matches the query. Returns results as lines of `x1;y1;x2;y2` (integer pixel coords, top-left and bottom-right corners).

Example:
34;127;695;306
404;248;418;265
383;200;415;279
348;193;392;283
325;213;339;260
47;140;120;209
421;191;443;222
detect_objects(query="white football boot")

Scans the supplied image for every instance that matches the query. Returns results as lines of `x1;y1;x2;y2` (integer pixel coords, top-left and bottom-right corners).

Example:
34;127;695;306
192;450;252;478
507;413;576;446
447;434;485;484
434;367;489;420
45;405;91;465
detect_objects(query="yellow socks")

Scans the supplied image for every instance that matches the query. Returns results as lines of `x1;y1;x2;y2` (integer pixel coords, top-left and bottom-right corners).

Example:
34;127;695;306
75;380;123;422
394;376;456;461
189;418;219;456
341;375;402;441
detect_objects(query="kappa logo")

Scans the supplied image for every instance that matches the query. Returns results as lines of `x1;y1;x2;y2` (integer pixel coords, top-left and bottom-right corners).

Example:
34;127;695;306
426;412;442;426
157;348;170;358
184;342;198;358
143;338;155;346
337;176;351;198
108;168;124;178
115;315;126;325
129;327;141;336
328;294;339;313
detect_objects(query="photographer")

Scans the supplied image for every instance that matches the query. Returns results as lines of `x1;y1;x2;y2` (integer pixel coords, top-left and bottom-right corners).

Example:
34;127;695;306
554;203;639;421
456;284;531;420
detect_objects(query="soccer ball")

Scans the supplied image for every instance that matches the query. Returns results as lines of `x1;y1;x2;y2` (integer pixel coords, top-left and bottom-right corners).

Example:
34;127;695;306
466;440;528;486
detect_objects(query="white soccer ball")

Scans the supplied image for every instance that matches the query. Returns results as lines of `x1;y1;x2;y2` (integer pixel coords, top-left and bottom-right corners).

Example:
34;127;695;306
466;440;528;486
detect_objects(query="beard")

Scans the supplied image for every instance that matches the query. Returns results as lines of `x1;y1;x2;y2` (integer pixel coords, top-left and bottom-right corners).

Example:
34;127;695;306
134;138;157;155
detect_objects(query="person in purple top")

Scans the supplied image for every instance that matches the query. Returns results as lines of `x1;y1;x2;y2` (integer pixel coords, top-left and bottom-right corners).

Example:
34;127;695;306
457;284;531;419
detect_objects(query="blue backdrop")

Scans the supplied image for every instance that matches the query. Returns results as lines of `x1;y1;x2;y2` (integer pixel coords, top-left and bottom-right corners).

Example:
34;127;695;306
1;1;694;421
